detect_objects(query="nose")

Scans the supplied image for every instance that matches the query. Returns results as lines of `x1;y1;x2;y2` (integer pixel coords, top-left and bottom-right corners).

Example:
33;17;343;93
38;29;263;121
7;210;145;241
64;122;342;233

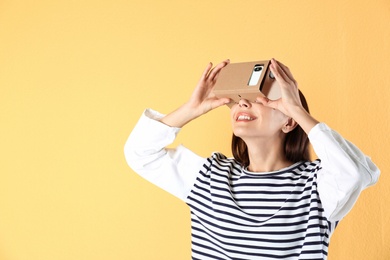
238;98;251;108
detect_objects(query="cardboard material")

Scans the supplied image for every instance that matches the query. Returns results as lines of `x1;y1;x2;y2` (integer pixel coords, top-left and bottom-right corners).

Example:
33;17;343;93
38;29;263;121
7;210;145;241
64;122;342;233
213;60;281;107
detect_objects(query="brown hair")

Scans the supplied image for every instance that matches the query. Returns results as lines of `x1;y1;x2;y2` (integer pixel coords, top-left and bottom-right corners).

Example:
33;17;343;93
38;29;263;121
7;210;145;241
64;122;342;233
231;90;311;167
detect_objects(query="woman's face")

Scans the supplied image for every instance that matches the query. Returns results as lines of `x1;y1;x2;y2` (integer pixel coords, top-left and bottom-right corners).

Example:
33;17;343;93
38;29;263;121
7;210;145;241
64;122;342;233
230;99;288;140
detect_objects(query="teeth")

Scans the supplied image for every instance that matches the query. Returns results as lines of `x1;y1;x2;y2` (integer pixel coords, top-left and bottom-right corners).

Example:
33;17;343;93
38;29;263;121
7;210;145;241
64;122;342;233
237;115;253;121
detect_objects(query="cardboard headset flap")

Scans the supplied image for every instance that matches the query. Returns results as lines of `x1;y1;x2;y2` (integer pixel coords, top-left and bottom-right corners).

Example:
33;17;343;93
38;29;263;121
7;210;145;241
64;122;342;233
213;60;281;107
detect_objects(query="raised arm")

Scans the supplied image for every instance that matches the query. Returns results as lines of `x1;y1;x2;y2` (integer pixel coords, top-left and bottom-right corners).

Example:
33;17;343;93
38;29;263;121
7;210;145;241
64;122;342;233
256;58;319;134
308;123;380;221
259;58;380;221
124;60;231;201
160;60;231;127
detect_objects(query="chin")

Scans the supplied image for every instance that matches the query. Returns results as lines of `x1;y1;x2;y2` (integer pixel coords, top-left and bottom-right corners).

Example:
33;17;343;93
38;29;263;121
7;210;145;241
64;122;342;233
232;128;258;139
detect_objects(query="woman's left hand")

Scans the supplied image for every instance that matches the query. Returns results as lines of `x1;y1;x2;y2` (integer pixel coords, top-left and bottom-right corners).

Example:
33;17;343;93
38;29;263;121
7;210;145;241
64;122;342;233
256;58;303;118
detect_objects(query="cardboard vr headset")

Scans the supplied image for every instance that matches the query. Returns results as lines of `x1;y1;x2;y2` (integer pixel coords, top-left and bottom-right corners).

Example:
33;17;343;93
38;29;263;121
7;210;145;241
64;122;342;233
213;60;281;107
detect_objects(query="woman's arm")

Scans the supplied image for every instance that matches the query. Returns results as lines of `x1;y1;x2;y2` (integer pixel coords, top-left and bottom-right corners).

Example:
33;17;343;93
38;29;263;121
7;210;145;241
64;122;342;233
308;123;380;221
257;58;319;134
160;60;231;128
260;58;380;221
124;60;231;201
124;109;207;201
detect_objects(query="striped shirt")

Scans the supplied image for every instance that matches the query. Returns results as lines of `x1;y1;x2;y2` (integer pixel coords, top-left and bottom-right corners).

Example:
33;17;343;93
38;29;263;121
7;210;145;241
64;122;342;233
187;153;336;259
124;109;380;260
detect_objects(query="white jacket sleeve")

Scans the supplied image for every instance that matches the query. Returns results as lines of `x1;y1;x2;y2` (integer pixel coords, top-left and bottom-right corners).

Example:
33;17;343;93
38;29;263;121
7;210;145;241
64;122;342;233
124;109;207;201
308;123;380;222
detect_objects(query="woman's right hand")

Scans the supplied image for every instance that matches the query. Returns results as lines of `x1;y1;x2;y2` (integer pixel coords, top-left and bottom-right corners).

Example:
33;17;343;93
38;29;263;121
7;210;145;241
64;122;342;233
186;59;231;117
160;60;231;128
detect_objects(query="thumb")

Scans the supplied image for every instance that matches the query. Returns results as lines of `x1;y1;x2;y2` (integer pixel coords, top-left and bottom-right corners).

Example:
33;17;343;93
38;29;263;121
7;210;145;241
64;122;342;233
211;97;231;109
256;96;279;110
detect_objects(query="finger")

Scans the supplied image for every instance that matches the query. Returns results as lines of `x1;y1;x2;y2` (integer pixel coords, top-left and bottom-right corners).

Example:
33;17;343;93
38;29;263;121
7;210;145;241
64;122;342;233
256;96;279;110
208;59;229;79
255;96;269;105
208;59;230;81
211;97;231;109
270;59;293;85
256;96;273;106
273;59;297;84
201;62;213;80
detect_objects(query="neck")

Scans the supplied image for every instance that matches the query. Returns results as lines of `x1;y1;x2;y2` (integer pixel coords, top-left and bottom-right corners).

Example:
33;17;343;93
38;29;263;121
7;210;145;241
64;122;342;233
244;136;292;173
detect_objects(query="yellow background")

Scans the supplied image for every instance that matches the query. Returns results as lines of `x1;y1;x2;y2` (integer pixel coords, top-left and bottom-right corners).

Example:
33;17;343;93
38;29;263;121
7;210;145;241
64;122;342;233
0;0;389;259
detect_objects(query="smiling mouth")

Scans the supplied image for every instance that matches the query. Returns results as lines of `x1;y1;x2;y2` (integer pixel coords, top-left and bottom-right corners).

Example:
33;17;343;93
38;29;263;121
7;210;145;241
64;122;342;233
236;115;255;121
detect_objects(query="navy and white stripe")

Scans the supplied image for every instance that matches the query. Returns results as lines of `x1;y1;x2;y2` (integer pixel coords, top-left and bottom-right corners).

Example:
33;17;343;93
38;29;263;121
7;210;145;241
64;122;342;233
186;153;337;260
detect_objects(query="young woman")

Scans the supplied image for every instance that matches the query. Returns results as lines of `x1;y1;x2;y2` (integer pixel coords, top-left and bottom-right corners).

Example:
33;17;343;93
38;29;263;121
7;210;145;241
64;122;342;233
124;59;380;259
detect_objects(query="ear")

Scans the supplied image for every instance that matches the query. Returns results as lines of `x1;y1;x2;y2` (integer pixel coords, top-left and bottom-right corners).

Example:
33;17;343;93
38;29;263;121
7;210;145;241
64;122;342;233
282;118;298;133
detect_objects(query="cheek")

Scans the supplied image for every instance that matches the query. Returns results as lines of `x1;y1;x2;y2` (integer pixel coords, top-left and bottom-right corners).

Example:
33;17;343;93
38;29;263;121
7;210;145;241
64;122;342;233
255;109;287;133
230;106;238;124
266;110;289;132
271;109;288;123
